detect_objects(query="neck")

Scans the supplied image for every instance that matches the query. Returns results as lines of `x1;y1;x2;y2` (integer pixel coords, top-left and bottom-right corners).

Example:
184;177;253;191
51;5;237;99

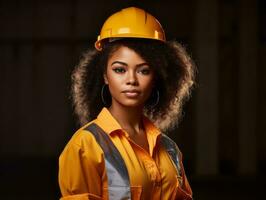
108;104;144;134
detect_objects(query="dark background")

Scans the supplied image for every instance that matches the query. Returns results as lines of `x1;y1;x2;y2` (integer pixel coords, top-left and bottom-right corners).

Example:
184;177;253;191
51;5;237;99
0;0;265;199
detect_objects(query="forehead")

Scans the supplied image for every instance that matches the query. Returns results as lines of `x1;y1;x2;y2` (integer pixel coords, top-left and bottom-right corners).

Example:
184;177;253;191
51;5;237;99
108;46;146;64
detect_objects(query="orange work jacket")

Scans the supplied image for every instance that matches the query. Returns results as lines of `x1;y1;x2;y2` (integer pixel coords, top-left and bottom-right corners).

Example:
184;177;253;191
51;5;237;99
59;107;192;200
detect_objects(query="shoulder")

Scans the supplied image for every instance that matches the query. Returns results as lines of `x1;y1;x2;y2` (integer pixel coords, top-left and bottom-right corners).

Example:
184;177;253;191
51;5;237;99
70;120;98;145
59;120;104;161
160;134;182;158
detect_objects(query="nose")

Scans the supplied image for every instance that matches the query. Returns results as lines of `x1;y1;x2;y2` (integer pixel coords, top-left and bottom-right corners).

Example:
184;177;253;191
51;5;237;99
126;71;138;86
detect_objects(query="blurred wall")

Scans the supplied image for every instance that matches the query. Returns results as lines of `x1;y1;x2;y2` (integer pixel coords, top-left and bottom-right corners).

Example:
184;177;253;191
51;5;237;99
0;0;265;199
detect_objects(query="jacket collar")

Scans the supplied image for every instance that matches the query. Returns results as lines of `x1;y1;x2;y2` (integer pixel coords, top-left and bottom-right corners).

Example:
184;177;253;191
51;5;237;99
96;107;161;138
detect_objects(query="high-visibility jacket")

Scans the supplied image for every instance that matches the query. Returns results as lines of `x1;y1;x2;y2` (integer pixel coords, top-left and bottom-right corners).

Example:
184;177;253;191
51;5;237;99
59;107;192;200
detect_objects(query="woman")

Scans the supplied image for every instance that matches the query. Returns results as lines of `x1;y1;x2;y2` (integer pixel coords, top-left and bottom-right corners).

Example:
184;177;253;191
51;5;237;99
59;7;195;200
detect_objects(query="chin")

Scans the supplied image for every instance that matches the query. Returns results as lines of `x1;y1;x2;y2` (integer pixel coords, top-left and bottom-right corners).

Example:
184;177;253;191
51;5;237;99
121;102;143;108
118;99;145;108
111;96;148;108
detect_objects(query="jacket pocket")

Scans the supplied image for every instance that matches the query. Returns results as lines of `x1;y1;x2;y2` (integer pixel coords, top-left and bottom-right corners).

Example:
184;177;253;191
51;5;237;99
130;186;142;200
103;186;142;200
60;193;103;200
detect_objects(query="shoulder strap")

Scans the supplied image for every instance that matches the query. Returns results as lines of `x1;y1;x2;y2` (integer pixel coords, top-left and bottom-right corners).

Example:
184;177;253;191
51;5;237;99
160;134;183;186
85;123;131;200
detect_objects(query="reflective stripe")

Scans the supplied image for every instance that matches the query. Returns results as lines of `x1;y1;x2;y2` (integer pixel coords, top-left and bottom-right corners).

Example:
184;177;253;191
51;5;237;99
85;123;131;200
160;134;183;187
85;123;182;199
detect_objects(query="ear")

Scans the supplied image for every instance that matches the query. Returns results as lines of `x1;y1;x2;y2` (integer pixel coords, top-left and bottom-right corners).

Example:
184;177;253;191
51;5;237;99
103;73;108;84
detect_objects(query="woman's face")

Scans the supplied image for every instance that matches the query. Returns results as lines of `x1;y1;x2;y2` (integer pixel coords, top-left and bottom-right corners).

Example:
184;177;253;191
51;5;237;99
104;46;155;108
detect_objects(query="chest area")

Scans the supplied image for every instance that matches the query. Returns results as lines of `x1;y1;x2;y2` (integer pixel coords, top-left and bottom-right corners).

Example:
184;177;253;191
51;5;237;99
110;134;179;198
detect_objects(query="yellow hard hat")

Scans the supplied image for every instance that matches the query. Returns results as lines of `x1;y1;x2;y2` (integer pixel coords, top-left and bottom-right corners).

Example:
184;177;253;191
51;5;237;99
95;7;166;50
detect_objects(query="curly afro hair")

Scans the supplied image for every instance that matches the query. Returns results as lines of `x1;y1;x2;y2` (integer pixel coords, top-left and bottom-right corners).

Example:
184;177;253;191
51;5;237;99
71;39;195;131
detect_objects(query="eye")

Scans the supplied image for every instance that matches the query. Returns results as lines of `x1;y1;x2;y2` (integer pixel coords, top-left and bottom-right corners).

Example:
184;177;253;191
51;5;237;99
138;67;151;75
113;67;126;73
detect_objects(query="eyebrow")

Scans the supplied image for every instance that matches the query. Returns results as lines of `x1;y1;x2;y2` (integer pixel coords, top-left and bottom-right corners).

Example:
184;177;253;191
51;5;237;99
111;61;150;67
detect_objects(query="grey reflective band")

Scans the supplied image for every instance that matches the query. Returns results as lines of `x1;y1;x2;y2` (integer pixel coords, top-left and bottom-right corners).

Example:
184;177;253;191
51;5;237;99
85;123;131;200
85;123;183;199
160;134;183;187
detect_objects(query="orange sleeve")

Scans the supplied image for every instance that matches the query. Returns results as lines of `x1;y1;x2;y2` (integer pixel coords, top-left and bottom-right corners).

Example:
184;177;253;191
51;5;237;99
58;130;107;199
173;143;193;200
178;151;193;200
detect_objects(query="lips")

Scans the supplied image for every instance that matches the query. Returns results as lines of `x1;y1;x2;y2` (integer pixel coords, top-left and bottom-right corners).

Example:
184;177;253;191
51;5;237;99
122;89;140;98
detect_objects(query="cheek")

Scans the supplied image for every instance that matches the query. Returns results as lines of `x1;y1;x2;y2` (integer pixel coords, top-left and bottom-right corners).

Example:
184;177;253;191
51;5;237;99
142;76;155;91
108;81;119;93
106;74;122;92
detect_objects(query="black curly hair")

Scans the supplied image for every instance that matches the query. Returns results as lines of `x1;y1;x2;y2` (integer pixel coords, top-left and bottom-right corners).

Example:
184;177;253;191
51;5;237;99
71;38;195;131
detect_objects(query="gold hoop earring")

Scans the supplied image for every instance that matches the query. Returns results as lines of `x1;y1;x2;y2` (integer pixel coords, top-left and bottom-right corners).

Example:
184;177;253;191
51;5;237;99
152;89;160;108
101;84;108;105
147;89;159;108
